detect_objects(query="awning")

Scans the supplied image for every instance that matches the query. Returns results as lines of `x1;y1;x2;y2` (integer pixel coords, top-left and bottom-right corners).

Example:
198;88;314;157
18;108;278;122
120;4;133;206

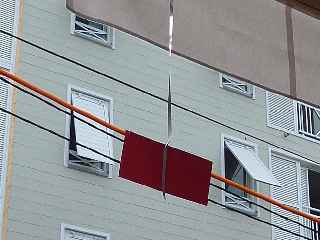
66;0;320;108
225;140;280;186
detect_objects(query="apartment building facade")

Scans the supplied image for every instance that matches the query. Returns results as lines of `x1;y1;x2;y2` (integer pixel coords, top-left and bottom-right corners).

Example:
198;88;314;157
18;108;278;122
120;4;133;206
0;0;320;240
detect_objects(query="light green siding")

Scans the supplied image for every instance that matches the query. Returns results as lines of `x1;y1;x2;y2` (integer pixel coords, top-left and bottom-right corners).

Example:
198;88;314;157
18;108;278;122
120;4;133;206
6;0;320;239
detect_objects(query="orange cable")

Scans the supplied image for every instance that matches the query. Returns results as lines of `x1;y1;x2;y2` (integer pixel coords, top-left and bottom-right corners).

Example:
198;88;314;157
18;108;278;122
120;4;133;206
1;69;319;223
0;69;126;136
211;172;320;223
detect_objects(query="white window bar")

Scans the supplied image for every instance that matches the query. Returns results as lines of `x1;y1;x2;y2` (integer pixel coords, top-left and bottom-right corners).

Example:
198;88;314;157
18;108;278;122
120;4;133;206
220;74;254;98
61;224;110;240
72;15;114;48
302;206;320;240
297;102;320;141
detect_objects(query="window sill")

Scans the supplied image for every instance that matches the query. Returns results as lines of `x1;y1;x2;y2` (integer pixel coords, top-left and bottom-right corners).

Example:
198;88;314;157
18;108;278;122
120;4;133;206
225;202;257;217
68;161;112;177
72;32;115;49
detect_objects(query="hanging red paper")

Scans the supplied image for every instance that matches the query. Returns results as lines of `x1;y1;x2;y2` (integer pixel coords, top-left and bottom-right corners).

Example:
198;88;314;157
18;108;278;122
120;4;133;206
119;131;212;205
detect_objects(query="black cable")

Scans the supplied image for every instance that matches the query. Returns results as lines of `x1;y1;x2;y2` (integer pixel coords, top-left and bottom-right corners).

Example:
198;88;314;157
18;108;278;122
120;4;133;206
0;106;120;164
1;29;318;166
0;86;316;239
0;77;124;143
210;183;314;232
208;199;313;240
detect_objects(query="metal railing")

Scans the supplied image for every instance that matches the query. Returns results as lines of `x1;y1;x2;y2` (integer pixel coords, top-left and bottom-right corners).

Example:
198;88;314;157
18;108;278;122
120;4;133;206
303;207;320;240
297;102;320;141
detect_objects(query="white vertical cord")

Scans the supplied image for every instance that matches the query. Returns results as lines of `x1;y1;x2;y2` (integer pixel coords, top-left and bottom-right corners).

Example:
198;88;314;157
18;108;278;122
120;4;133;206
162;0;174;200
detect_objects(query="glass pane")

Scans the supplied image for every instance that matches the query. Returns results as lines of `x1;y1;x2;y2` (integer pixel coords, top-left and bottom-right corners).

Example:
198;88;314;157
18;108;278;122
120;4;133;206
309;170;320;215
225;146;247;198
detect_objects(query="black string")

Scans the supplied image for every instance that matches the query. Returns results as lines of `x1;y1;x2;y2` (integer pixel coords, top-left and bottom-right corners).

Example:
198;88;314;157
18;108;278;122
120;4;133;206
0;77;124;143
210;183;314;231
0;30;318;239
208;199;313;240
0;106;120;164
0;29;319;166
0;97;316;239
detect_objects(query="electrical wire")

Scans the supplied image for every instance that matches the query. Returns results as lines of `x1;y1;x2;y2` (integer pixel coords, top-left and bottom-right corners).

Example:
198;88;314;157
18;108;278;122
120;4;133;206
4;72;320;231
0;77;124;143
0;106;120;164
1;29;318;167
208;198;313;240
0;103;316;239
210;183;315;232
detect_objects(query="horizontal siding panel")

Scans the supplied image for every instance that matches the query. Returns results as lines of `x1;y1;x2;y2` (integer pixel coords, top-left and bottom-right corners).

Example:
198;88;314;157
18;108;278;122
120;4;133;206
7;0;320;240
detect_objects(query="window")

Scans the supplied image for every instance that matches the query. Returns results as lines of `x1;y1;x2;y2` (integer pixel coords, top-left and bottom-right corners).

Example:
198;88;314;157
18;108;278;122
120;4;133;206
222;137;278;215
220;73;254;98
224;143;254;211
71;14;115;48
61;224;110;240
270;150;320;240
297;102;320;141
65;86;114;177
266;92;320;143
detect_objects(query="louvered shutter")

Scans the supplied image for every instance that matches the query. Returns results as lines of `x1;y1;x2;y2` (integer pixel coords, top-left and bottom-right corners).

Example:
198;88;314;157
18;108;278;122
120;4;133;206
271;153;300;240
0;0;17;69
0;0;17;200
72;91;112;163
0;77;9;190
300;167;312;238
266;92;297;134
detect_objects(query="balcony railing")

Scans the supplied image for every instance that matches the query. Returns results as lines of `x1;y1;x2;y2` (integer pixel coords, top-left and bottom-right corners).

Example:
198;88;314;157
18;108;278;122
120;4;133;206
302;207;320;240
297;103;320;141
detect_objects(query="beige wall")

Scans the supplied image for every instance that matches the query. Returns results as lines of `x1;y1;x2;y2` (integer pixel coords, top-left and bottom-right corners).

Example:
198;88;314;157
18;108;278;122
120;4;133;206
67;0;320;107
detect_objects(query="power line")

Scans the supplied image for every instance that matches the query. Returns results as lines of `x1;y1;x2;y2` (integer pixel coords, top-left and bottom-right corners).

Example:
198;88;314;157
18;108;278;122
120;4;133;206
210;183;315;232
1;29;318;166
208;198;313;240
4;71;319;232
0;77;124;143
0;106;120;164
0;102;315;239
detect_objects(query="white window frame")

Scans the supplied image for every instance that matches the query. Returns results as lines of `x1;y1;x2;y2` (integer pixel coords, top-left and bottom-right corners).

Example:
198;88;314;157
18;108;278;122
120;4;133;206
70;14;115;49
219;73;255;99
220;134;259;216
268;147;320;240
60;223;110;240
64;85;114;178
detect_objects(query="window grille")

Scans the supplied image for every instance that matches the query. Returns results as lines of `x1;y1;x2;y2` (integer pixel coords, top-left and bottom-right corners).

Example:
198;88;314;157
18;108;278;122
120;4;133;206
297;102;320;141
71;14;115;48
266;92;320;143
220;74;254;98
61;224;110;240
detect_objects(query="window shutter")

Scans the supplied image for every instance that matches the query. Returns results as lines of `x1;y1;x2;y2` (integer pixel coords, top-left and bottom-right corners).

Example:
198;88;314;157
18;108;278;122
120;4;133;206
72;92;112;163
300;168;310;212
0;79;9;189
0;0;17;69
266;92;296;134
271;153;300;240
0;0;17;200
300;167;312;238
